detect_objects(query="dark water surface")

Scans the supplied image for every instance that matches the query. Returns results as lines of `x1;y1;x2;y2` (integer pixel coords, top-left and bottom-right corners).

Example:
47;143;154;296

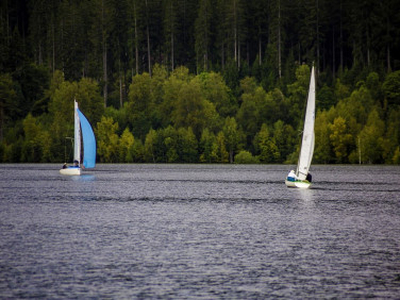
1;164;400;299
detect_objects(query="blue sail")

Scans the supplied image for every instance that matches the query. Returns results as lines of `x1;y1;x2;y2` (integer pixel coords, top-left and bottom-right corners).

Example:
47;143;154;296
77;109;96;168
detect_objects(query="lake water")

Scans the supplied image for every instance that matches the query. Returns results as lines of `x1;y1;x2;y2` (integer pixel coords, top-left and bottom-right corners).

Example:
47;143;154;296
1;164;400;299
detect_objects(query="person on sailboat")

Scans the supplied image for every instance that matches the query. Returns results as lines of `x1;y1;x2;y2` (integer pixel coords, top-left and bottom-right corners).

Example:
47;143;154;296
287;170;312;182
287;170;297;182
306;173;312;182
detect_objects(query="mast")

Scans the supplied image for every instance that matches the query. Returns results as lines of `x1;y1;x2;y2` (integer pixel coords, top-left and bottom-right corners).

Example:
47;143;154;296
296;65;316;180
73;100;81;165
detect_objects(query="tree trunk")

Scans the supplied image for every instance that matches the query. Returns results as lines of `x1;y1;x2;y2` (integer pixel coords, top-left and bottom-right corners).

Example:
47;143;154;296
145;0;152;77
103;43;107;108
340;0;343;73
6;0;10;47
221;43;225;70
366;24;370;67
102;0;107;108
258;35;262;66
170;1;175;71
52;18;55;73
238;34;241;69
119;76;123;108
332;25;335;78
386;13;391;73
118;54;123;108
0;105;3;142
234;0;237;65
278;0;281;78
38;38;42;65
134;2;139;75
171;31;175;71
316;0;320;68
247;41;249;66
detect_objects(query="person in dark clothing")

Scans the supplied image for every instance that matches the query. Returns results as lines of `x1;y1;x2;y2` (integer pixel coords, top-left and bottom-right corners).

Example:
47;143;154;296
306;173;312;182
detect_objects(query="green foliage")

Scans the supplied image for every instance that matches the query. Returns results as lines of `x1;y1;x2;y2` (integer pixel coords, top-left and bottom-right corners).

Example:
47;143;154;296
222;117;241;163
126;72;155;140
236;80;270;145
382;108;400;164
177;127;198;163
317;84;336;111
144;129;157;163
171;76;220;137
76;78;104;125
44;75;104;162
234;150;259;164
272;120;296;163
162;126;179;163
236;88;259;144
0;73;17;141
2;0;400;165
382;71;400;106
199;129;217;163
96;116;119;163
161;66;192;126
329;117;353;163
357;110;385;164
393;147;400;164
287;64;310;126
366;72;382;102
314;110;333;164
334;79;351;102
151;64;168;105
213;132;229;163
254;124;280;163
131;139;145;163
21;113;42;162
1;40;400;165
12;64;49;117
118;128;135;162
198;72;237;117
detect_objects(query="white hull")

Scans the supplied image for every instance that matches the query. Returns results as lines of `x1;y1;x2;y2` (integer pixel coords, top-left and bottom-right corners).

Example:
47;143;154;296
59;167;81;176
285;179;311;189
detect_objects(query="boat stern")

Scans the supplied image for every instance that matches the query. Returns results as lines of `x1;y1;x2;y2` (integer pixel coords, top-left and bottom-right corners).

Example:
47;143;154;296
285;177;311;189
59;167;81;176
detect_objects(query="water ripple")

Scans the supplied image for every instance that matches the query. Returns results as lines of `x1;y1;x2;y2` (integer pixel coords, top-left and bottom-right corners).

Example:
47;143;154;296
1;164;400;298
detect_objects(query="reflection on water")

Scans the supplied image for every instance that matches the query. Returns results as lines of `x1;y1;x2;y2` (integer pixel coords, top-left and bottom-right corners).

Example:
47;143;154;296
295;188;316;203
71;174;96;182
0;164;400;298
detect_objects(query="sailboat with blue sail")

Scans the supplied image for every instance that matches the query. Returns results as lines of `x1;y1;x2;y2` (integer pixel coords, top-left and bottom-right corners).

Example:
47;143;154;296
60;100;96;175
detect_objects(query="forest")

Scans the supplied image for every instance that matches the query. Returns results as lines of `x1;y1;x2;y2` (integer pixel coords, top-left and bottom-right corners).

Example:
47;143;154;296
1;0;400;164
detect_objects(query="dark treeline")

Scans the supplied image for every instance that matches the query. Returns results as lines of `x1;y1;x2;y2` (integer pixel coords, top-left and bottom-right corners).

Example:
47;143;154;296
1;0;400;164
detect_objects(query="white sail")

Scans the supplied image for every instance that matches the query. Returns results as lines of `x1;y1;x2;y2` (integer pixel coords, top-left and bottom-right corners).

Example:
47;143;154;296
296;66;316;181
73;100;81;165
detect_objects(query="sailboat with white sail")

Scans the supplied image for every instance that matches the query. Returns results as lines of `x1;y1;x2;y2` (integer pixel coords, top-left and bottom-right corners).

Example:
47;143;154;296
285;65;316;188
60;100;96;175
